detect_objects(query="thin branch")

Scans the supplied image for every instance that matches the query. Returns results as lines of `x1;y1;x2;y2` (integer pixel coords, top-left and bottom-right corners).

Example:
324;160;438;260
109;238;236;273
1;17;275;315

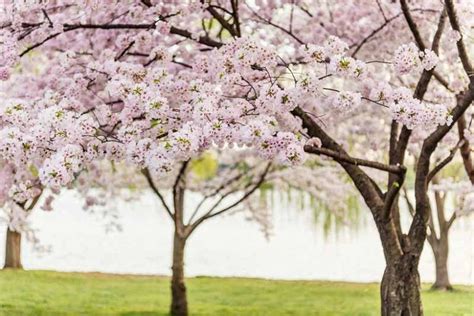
433;71;453;92
351;12;403;57
115;41;135;61
20;22;223;56
203;163;271;219
444;0;473;78
142;168;173;219
447;212;456;229
427;139;463;183
375;0;388;22
206;4;237;37
402;188;415;216
231;0;242;37
400;0;426;50
293;107;385;207
42;9;53;27
188;163;271;234
458;115;474;184
173;161;189;199
27;191;43;211
246;3;304;44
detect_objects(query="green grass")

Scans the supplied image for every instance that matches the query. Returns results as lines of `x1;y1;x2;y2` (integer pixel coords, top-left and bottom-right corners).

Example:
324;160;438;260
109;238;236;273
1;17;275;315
0;270;472;315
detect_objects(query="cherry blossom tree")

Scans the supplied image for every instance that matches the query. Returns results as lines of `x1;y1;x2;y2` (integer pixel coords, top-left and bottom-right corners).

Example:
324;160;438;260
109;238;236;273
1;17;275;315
0;161;43;269
402;117;473;290
139;151;270;315
0;159;140;269
0;192;43;269
140;150;352;315
0;1;472;315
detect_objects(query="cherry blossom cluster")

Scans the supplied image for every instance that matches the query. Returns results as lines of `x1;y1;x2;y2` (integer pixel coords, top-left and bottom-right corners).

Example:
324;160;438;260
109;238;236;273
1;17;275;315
0;30;18;81
329;91;362;112
393;43;439;75
369;84;452;129
0;0;470;210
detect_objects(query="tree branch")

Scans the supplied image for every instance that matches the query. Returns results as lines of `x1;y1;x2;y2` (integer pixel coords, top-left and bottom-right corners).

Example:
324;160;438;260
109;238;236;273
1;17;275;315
351;12;403;57
186;168;250;225
457;114;474;184
447;212;456;229
387;7;447;221
293;107;384;209
142;168;173;219
427;139;463;183
20;22;223;56
27;194;41;211
400;0;426;51
409;84;474;252
206;3;237;37
304;145;406;175
444;0;473;79
188;163;271;235
231;0;241;37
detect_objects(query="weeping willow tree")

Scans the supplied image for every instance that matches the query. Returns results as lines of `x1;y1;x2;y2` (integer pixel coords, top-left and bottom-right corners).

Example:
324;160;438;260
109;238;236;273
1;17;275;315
253;161;365;238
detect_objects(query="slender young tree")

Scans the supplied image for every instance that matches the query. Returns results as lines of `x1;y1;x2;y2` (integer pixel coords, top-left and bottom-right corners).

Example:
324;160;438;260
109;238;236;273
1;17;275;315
141;152;271;315
0;1;472;315
141;150;353;315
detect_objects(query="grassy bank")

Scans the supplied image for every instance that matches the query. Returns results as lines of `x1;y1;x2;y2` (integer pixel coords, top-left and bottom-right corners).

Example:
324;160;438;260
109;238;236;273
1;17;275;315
0;270;472;315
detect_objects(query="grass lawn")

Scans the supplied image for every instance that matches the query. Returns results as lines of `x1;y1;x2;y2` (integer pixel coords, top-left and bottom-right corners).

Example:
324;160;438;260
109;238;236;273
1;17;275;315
0;270;472;315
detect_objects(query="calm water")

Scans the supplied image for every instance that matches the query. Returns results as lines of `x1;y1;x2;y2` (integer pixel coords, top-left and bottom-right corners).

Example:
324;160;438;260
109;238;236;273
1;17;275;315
1;190;472;285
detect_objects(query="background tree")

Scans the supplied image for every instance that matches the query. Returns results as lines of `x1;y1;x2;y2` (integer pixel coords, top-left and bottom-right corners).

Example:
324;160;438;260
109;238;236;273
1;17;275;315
401;107;473;291
0;162;43;269
139;151;270;315
1;195;42;269
144;150;357;315
403;173;473;291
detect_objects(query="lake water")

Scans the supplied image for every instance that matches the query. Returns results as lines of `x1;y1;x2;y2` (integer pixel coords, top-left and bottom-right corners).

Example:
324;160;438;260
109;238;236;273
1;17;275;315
1;190;473;285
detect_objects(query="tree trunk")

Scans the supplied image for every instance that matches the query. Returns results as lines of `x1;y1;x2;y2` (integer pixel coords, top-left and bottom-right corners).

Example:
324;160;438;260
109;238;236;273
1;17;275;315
381;254;423;316
426;187;453;291
3;228;23;269
170;230;188;316
429;238;452;291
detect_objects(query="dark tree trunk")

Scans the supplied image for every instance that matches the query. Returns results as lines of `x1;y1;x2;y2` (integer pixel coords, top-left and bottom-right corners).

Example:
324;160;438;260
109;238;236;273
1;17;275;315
3;228;22;269
170;230;188;316
381;254;423;316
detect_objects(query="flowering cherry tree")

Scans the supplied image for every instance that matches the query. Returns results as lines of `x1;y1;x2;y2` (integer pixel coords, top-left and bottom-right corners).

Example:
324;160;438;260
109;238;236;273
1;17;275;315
140;151;271;315
0;159;141;269
111;149;351;315
0;1;472;315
